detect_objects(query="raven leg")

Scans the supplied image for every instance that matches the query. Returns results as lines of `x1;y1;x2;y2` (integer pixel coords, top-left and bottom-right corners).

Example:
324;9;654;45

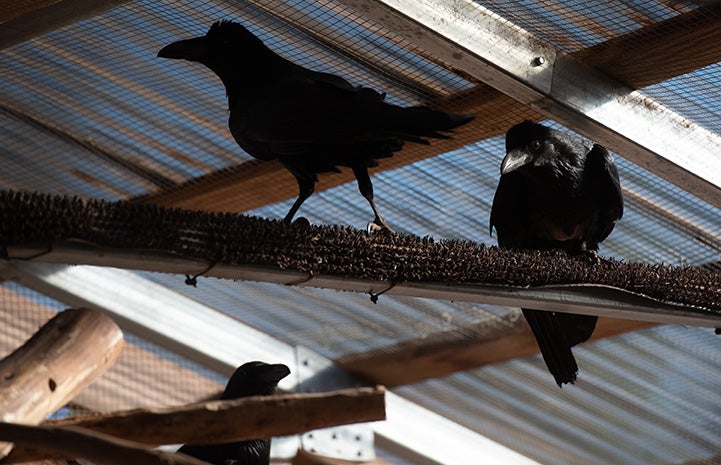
352;165;394;233
283;176;315;224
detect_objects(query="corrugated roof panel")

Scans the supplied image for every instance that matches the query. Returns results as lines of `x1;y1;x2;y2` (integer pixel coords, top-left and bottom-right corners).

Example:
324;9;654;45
481;0;695;52
3;0;721;464
643;62;721;136
395;326;721;465
0;0;476;200
136;271;509;358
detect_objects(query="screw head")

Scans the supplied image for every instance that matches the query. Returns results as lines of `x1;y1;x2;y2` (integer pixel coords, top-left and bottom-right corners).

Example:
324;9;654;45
532;56;545;67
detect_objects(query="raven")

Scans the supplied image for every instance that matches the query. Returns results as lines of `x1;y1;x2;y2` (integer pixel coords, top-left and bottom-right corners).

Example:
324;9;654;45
177;361;290;465
490;120;623;386
158;20;473;232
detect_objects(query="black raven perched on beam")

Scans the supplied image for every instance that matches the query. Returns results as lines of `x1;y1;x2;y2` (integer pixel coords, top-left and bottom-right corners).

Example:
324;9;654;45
490;120;623;386
158;20;473;232
177;361;290;465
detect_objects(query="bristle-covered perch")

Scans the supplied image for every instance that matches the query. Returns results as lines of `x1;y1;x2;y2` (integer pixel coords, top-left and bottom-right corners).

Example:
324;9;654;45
1;190;721;324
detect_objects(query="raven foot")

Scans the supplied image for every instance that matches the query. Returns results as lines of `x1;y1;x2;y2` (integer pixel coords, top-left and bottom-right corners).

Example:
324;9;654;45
367;220;395;234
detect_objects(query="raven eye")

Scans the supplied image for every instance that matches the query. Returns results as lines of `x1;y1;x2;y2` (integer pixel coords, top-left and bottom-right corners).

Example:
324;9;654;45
529;139;542;153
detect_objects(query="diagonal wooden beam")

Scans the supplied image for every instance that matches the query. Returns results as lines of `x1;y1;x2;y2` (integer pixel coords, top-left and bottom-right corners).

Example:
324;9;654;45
336;315;657;387
576;4;721;89
141;4;721;214
0;0;131;49
135;89;534;212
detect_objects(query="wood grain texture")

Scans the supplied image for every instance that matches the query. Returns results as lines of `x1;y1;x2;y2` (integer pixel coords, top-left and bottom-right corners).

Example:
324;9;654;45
337;317;657;386
6;387;386;464
0;423;211;465
0;307;124;458
0;286;224;413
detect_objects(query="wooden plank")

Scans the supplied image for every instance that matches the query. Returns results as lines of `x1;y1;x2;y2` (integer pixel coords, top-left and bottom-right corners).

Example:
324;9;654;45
0;0;57;24
140;5;721;214
336;316;657;387
136;89;538;213
6;387;386;464
0;423;211;465
53;387;385;445
576;4;721;89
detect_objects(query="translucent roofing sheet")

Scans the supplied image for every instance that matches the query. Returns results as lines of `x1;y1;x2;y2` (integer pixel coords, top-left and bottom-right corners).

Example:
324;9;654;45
481;0;696;52
396;325;721;465
3;0;721;464
0;0;475;199
643;62;721;136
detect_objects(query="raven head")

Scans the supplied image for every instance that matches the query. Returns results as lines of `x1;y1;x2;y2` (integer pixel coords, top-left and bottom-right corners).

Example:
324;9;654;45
221;361;291;399
158;20;264;66
501;120;589;179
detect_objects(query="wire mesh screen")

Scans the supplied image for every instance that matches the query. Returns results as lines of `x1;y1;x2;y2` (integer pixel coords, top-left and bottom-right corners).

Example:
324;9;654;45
0;0;481;203
3;1;721;464
480;0;700;52
396;325;721;465
0;281;224;415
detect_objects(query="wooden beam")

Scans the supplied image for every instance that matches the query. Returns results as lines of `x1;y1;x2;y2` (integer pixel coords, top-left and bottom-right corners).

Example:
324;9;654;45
576;4;721;89
6;387;386;464
0;307;124;458
336;316;657;387
140;4;721;214
0;0;57;24
53;387;386;445
0;423;211;465
0;0;131;50
135;89;535;213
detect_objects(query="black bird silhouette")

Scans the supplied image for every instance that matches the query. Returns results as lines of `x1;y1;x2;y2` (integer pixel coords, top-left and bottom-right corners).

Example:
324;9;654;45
177;361;290;465
490;120;623;386
158;20;473;232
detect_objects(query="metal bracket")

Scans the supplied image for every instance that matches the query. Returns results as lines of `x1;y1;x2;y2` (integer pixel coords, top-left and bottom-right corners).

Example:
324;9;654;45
294;346;376;462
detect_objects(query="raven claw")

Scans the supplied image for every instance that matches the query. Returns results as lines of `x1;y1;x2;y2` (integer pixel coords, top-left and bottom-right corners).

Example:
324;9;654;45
366;221;394;234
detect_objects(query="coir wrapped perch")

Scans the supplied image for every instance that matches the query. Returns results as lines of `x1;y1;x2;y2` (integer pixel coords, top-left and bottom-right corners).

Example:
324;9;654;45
1;189;721;325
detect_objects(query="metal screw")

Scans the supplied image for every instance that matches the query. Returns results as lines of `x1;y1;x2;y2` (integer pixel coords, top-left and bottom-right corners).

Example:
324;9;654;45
532;56;545;67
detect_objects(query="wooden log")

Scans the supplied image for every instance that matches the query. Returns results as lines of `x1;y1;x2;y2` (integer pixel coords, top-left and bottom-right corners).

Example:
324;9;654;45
5;387;386;463
0;422;211;465
0;307;124;458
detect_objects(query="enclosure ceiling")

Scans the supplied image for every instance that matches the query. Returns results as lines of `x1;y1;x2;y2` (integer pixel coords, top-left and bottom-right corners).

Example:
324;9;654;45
2;1;721;465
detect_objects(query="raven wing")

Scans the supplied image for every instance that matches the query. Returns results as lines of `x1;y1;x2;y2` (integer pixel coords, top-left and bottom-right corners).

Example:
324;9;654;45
581;144;624;247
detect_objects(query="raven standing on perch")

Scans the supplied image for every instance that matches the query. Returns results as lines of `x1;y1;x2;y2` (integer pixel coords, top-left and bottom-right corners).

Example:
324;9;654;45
490;120;623;386
177;361;290;465
159;20;473;232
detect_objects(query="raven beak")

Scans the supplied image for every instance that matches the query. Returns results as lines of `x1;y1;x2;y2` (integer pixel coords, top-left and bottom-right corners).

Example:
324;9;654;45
500;149;533;175
158;36;208;61
259;363;291;385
